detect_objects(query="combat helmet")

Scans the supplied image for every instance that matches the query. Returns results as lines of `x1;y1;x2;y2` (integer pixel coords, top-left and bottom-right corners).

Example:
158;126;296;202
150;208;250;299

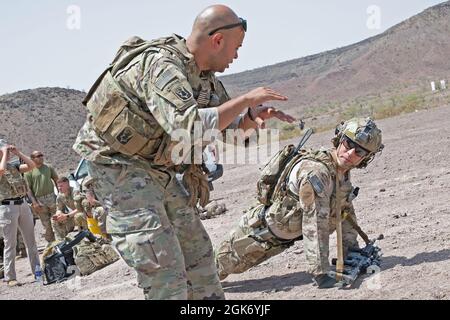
332;117;384;168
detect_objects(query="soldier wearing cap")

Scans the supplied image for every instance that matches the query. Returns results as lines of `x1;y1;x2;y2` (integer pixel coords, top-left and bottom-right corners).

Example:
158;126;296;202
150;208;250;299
215;118;384;288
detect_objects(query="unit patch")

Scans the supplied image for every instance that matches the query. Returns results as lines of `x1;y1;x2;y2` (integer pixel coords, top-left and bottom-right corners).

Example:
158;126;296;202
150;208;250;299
308;174;325;197
117;127;134;145
174;86;193;101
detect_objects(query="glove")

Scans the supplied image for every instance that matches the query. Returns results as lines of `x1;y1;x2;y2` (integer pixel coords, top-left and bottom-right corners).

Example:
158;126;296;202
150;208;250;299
313;274;340;289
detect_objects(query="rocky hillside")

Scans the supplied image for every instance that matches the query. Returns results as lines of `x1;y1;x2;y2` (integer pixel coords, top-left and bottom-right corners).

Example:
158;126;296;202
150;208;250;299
1;2;449;173
221;1;450;125
0;88;86;174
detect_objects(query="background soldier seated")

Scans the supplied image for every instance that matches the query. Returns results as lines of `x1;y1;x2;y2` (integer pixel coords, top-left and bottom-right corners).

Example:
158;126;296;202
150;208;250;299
78;176;109;241
52;177;87;241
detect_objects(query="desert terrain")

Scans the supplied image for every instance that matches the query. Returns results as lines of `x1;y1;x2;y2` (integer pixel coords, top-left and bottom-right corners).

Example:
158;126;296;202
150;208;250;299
1;104;449;300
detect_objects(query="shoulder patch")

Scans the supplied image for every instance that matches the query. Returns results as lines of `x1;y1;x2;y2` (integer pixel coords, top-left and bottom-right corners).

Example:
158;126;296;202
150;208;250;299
154;68;177;91
308;174;325;197
173;85;193;101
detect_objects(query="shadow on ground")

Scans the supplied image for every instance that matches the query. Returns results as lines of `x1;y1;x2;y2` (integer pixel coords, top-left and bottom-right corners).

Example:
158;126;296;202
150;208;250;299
382;249;450;270
222;271;312;293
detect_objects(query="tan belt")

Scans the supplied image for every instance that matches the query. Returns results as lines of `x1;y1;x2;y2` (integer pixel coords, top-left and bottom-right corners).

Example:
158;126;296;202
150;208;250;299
335;173;344;281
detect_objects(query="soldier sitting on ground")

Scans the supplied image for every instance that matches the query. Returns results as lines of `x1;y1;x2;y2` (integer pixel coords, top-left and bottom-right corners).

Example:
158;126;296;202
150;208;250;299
77;176;109;241
42;179;118;283
215;118;384;288
52;177;87;241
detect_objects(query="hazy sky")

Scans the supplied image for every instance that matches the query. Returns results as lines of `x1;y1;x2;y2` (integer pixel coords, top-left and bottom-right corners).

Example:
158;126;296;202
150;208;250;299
0;0;443;94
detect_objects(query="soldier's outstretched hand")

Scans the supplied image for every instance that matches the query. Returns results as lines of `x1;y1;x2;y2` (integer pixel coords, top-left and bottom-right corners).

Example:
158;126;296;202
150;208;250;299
250;105;296;129
244;87;288;108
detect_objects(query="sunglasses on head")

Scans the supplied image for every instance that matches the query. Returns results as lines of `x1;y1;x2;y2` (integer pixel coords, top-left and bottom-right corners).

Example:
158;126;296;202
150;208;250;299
342;136;370;157
208;17;247;36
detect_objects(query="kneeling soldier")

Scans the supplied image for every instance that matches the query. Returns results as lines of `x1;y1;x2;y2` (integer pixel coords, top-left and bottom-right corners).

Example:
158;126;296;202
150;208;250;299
215;118;384;288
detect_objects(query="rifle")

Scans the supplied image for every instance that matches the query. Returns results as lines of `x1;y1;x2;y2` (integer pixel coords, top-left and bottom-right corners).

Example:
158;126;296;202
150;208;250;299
294;127;313;154
329;234;383;287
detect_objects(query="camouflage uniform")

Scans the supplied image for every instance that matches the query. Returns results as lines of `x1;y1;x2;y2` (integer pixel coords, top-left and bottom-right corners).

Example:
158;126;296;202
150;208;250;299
216;149;359;279
73;35;235;300
32;194;57;243
79;197;108;238
53;188;88;241
0;163;40;281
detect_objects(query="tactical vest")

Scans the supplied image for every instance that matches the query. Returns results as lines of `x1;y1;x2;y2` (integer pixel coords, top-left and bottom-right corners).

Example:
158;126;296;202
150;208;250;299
83;35;227;162
42;235;119;280
73;241;119;276
0;163;27;201
261;149;348;241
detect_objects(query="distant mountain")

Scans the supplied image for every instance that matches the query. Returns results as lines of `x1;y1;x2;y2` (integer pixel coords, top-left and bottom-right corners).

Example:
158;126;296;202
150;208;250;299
1;2;449;173
0;87;86;174
221;1;450;119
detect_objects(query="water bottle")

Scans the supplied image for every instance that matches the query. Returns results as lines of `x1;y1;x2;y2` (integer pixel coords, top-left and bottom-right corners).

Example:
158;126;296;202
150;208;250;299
35;265;43;284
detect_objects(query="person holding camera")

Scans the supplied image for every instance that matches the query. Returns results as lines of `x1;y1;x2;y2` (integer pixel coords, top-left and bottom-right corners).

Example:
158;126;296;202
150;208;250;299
0;140;40;287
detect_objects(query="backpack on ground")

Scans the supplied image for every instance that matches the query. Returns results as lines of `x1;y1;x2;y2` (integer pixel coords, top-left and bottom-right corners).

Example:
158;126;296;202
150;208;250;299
42;230;94;285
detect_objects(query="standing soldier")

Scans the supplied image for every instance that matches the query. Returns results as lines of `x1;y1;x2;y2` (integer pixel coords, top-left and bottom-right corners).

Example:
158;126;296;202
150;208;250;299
73;5;295;300
0;140;41;287
24;151;58;245
215;118;384;288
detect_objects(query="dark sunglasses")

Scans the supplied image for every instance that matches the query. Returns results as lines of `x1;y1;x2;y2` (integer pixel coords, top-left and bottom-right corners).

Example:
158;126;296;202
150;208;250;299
342;136;370;157
208;17;247;36
33;154;44;158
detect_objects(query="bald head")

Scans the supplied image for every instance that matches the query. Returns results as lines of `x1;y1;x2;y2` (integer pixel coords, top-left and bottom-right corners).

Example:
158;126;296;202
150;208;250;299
187;5;245;73
31;150;44;166
192;5;241;36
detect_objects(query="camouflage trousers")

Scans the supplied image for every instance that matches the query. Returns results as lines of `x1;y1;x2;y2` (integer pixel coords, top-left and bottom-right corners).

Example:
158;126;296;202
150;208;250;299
34;193;57;243
216;204;359;280
215;205;289;280
88;162;224;300
52;212;87;241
